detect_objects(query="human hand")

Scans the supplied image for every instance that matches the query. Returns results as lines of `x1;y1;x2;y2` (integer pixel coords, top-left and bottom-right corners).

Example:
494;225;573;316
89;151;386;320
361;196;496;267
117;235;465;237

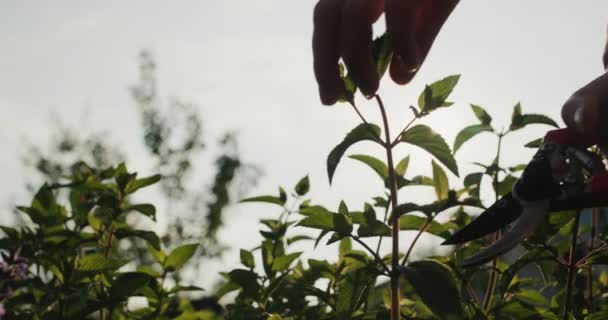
561;34;608;138
312;0;459;105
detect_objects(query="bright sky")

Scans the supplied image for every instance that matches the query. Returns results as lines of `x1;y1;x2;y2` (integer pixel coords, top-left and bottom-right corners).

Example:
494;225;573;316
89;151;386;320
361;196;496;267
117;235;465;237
1;1;607;288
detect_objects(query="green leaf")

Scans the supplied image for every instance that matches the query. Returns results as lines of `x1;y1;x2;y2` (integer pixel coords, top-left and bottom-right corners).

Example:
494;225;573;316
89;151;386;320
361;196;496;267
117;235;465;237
372;33;391;78
338;63;357;102
357;220;391;237
525;137;544;148
272;252;303;271
338;200;349;216
148;244;166;265
336;277;356;320
240;249;255;268
497;175;518;197
348;154;388;181
114;228;161;250
453;124;493;153
295;175;310;196
297;210;335;230
510;102;558;130
399;259;464;319
327;123;382;184
164;243;198;271
432;160;449;200
395;155;410;176
127;204;156;221
125;174;161;194
520;114;558;128
77;253;128;271
334;212;353;235
399;215;453;239
470;104;493;125
229;269;260;297
514;289;548;306
339;237;352;259
279;187;287;203
168;285;205;295
261;240;275;276
464;172;483;199
287;235;313;245
510;102;523;130
240;195;284;206
110;272;151;300
400;125;459;176
418;75;461;113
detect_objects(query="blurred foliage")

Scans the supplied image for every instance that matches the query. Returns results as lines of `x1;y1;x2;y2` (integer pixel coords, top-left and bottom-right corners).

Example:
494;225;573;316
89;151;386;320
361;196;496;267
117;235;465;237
0;163;219;319
20;51;260;284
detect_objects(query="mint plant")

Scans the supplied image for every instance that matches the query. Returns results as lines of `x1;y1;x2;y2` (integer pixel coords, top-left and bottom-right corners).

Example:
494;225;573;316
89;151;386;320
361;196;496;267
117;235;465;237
223;68;608;319
0;163;206;319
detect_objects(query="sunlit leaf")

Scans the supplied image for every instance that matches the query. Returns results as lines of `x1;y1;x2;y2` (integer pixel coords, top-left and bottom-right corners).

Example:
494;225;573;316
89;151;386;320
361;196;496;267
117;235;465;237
372;33;391;78
272;252;302;271
453;124;493;153
418;75;461;113
295;175;310;196
328;123;382;184
240;195;284;206
470;104;493;125
395;155;410;176
400;125;458;176
432;160;449;200
240;249;255;268
125;174;161;194
165;243;198;271
348;154;388;182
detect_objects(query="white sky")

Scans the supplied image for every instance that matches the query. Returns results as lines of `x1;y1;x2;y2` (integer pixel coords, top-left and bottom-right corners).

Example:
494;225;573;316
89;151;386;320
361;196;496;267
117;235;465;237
1;1;607;288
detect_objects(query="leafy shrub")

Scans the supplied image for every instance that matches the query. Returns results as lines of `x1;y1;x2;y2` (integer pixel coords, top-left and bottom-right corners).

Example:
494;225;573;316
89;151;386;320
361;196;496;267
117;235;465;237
0;163;210;319
219;75;608;320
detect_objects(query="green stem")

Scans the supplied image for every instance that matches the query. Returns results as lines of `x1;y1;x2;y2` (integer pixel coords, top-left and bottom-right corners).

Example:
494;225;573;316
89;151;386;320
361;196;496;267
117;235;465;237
352;236;390;276
401;219;431;265
563;210;582;320
483;132;505;310
376;95;401;320
588;207;598;313
349;100;385;146
375;202;392;256
391;117;418;147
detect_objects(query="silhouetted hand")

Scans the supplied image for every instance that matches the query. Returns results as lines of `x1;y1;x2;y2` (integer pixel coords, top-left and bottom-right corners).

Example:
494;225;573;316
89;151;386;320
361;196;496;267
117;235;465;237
561;34;608;139
312;0;459;105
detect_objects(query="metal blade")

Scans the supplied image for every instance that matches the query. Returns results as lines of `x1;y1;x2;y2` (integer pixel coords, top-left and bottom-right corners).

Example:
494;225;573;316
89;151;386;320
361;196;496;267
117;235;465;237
442;193;523;245
460;200;549;268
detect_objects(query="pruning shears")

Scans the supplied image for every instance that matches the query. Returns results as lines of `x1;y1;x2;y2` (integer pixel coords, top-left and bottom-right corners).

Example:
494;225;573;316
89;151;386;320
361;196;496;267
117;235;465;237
442;144;608;268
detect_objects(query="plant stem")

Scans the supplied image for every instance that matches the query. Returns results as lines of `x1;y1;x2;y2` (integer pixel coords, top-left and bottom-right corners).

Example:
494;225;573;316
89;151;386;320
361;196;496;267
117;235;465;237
587;207;598;313
375;202;392;255
349;100;385;146
401;219;431;265
483;230;500;310
104;225;114;258
352;236;390;276
563;210;582;320
483;132;505;310
376;95;401;320
391;117;418;147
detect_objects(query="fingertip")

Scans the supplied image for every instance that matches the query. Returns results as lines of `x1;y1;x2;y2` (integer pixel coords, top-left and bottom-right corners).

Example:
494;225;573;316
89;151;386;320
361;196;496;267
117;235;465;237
389;54;416;85
319;87;341;106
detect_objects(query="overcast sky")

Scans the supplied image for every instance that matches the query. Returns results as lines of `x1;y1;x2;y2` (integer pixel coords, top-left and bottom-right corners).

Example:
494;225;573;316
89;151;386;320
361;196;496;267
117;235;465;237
1;1;607;288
